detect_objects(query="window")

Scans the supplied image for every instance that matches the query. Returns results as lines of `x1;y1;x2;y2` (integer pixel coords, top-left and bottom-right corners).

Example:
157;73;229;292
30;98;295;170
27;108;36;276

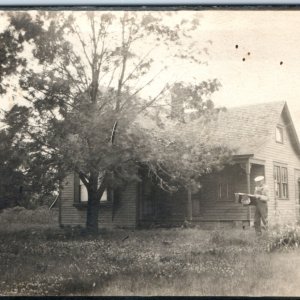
217;181;233;201
79;180;108;203
79;180;88;202
218;183;222;200
274;166;281;197
216;167;236;202
281;167;288;198
274;165;288;199
276;126;284;143
294;170;300;204
297;179;300;203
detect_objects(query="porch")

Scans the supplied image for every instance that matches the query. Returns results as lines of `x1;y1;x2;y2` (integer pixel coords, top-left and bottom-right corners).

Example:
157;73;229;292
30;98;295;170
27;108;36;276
137;155;265;227
191;155;265;224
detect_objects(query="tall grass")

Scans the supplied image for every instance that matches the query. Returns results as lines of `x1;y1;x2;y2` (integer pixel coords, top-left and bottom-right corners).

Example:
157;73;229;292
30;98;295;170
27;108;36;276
267;224;300;252
0;211;300;296
0;206;58;232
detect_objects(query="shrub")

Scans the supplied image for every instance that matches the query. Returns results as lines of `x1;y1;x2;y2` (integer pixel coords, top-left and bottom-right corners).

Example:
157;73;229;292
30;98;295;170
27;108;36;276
0;206;57;225
267;224;300;252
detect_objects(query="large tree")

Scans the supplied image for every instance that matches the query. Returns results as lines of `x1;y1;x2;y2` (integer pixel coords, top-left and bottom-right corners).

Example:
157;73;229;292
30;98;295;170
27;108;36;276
2;11;233;232
0;13;52;208
0;111;59;208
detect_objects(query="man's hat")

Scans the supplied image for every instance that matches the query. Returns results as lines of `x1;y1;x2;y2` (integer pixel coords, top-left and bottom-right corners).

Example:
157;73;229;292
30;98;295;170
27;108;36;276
254;176;264;182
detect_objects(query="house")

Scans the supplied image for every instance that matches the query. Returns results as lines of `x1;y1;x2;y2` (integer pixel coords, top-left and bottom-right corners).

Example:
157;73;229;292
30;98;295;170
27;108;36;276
59;101;300;228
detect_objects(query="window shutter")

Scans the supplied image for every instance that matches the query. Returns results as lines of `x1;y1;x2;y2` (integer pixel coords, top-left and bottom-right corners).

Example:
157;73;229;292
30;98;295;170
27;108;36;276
74;173;80;204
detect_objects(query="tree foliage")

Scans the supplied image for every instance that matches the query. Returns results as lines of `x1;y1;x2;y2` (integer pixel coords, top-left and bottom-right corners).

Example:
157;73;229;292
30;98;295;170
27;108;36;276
1;11;233;231
0;12;44;94
0;115;58;209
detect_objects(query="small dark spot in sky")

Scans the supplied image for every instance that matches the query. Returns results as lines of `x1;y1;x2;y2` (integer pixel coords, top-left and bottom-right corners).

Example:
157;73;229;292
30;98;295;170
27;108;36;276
280;61;283;65
242;58;246;61
235;45;238;49
247;52;251;56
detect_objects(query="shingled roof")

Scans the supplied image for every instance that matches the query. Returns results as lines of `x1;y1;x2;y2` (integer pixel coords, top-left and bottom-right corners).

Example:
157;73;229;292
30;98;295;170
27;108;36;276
208;101;300;156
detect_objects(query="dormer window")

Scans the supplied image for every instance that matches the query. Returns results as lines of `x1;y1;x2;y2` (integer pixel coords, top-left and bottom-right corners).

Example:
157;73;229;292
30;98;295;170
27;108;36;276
276;126;283;143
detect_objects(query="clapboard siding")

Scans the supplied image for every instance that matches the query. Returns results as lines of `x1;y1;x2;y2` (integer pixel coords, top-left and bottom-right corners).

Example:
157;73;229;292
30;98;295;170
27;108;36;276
254;113;300;225
60;173;137;228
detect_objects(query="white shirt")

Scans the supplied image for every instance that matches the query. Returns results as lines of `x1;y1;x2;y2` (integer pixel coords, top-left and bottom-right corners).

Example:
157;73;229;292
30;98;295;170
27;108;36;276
254;184;269;202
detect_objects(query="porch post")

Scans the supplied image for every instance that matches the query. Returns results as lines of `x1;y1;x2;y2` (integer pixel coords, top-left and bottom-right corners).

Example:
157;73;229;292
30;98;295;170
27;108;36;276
246;161;251;194
186;187;193;221
245;161;252;223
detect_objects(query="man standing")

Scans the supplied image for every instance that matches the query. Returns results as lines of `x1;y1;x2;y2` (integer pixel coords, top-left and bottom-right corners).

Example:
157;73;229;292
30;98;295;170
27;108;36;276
254;176;269;236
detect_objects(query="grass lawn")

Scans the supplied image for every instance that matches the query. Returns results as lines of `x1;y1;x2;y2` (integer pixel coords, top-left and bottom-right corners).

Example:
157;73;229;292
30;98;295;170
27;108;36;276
0;208;300;296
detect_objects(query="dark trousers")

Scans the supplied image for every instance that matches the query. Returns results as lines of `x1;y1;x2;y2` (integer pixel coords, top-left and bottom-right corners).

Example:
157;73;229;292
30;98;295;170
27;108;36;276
254;200;268;234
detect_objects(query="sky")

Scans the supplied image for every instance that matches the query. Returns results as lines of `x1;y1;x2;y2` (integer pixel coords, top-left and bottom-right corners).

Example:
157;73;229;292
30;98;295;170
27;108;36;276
159;10;300;136
194;10;300;134
1;10;300;134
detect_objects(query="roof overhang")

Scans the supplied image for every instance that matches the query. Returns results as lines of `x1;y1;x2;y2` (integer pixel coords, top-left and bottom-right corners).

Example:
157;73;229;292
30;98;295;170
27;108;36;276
233;154;253;163
282;102;300;156
233;154;254;158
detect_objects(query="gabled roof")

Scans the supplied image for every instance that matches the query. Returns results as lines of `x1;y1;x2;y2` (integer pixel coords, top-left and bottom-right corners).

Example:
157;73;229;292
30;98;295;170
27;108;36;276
208;101;300;156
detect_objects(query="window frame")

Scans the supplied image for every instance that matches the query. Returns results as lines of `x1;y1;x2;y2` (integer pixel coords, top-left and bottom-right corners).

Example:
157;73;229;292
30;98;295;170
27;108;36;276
275;125;284;144
274;163;289;200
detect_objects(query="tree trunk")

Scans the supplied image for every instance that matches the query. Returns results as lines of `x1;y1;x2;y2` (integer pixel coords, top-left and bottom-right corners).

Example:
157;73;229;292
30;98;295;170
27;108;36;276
86;173;101;233
86;187;100;234
86;174;107;234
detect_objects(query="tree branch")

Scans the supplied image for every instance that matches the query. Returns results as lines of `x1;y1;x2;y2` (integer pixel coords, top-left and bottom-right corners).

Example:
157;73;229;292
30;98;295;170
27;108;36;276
131;67;166;98
122;46;156;86
72;24;93;68
137;85;169;114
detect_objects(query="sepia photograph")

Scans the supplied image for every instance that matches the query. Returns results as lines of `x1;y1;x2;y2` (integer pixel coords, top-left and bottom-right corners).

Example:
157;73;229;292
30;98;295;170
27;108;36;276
1;6;300;296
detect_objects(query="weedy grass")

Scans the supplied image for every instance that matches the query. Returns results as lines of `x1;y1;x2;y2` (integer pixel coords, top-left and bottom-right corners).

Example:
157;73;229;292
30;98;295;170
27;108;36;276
1;207;300;296
0;206;58;232
266;224;300;252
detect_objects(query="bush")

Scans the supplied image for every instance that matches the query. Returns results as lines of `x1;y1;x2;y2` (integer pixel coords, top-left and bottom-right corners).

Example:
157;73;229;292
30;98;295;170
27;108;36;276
267;224;300;252
0;206;58;225
18;193;58;209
